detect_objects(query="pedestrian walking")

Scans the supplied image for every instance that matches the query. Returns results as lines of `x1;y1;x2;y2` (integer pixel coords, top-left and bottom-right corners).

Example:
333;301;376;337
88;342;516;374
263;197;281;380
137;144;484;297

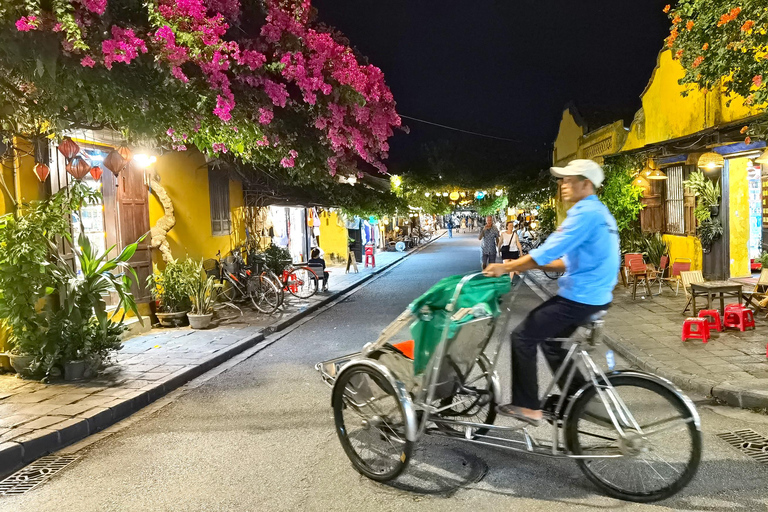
478;215;500;269
499;220;523;264
446;216;454;238
460;217;467;233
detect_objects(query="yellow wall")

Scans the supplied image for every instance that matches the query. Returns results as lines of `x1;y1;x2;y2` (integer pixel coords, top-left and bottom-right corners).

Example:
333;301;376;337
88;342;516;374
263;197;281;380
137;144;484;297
552;109;583;166
148;150;245;265
663;234;702;271
622;50;764;151
728;157;750;278
318;210;348;265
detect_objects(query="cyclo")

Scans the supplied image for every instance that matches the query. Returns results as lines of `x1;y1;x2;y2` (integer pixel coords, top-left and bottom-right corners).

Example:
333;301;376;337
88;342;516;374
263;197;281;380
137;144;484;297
317;273;702;503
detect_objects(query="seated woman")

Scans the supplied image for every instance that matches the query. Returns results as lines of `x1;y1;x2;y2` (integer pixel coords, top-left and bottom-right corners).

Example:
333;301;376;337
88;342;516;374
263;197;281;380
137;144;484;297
308;248;329;292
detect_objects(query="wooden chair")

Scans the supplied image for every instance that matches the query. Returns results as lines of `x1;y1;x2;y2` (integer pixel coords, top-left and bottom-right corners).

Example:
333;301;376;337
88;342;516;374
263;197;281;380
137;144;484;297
680;270;704;314
628;257;653;300
660;258;692;296
742;268;768;314
623;253;644;290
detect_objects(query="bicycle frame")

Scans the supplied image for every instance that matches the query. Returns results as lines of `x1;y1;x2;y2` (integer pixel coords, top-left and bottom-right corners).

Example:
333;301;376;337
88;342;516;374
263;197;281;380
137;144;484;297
408;274;700;460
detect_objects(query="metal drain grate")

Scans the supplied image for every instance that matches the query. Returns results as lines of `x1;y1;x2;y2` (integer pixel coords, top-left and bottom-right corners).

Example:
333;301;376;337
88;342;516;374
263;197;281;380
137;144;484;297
717;429;768;465
0;455;79;496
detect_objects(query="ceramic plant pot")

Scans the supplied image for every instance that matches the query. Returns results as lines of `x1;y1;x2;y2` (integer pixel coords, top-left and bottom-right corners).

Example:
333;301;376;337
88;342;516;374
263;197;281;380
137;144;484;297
156;311;189;328
187;313;214;329
64;360;87;381
9;354;34;376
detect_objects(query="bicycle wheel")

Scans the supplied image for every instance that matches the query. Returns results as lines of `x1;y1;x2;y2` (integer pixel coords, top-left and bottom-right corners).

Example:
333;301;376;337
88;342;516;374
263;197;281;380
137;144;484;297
333;364;413;482
286;267;318;299
261;270;284;307
219;277;236;303
248;275;280;314
565;374;701;502
543;270;564;280
435;354;496;436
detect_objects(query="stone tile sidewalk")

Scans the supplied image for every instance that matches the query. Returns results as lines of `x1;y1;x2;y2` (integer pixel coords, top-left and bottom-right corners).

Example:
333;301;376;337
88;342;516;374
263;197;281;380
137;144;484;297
526;270;768;410
0;234;443;477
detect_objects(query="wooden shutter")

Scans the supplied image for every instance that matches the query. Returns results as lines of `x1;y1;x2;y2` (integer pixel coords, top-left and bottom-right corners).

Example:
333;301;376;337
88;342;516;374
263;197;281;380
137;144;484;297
116;161;152;303
641;180;665;233
209;170;231;236
664;166;685;234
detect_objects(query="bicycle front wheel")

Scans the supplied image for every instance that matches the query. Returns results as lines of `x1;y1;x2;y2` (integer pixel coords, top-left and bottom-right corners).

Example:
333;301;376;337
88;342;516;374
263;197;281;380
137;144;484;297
543;270;564;280
248;276;281;314
565;374;702;502
286;267;318;299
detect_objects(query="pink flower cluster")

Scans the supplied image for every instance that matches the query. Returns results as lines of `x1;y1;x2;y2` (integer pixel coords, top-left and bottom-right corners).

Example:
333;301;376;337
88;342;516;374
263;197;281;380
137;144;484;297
280;149;298;168
212;142;228;153
101;26;147;69
205;0;241;20
15;16;38;32
82;0;107;15
258;107;274;125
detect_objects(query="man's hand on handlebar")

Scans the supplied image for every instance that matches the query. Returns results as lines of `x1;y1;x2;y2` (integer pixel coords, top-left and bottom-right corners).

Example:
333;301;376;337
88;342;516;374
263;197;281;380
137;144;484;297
483;263;509;277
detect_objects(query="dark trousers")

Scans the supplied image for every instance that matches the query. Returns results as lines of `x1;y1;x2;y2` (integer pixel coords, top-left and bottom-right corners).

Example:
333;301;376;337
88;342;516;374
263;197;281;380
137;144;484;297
511;295;610;409
481;252;497;269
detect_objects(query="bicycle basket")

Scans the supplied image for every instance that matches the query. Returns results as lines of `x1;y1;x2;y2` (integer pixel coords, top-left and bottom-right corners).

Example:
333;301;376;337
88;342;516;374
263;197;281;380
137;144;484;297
202;258;220;278
222;254;240;275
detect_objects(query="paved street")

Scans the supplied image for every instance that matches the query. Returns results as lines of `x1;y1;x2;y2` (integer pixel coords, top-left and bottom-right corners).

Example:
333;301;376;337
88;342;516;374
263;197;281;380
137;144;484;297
2;233;768;511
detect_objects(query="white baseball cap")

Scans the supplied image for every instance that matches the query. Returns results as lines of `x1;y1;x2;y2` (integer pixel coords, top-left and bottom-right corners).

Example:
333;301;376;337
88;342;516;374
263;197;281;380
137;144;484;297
550;159;604;188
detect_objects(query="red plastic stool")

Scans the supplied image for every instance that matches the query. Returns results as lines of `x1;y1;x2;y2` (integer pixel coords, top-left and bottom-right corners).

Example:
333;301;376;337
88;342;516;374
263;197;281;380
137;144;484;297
698;309;722;332
725;303;747;312
682;318;710;343
364;245;375;268
724;308;755;332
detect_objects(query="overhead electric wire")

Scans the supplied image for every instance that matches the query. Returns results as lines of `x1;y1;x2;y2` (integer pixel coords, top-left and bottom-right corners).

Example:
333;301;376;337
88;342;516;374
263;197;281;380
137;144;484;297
399;114;524;143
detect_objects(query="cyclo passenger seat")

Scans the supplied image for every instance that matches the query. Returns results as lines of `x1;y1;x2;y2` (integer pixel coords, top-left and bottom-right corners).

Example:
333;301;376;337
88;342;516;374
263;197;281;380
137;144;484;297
581;310;608;346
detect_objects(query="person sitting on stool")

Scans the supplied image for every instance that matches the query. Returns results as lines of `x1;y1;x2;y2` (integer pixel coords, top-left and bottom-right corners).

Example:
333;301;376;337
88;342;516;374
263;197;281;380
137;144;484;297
308;248;329;291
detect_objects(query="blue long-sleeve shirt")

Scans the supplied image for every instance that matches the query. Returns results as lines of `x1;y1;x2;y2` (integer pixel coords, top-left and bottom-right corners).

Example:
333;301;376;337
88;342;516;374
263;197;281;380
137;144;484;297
529;195;619;306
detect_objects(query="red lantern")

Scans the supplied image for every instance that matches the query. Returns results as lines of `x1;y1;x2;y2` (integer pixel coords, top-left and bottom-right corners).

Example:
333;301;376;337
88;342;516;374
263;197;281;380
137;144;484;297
117;145;132;161
67;156;91;180
103;149;126;177
57;138;80;160
89;165;103;181
34;163;50;182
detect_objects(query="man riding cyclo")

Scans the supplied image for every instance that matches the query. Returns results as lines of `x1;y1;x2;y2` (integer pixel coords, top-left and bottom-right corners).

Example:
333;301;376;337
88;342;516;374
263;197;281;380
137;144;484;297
483;159;619;426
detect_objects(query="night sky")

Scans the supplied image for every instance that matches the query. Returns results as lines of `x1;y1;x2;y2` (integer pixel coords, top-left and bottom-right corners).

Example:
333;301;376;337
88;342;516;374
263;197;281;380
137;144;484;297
313;1;672;181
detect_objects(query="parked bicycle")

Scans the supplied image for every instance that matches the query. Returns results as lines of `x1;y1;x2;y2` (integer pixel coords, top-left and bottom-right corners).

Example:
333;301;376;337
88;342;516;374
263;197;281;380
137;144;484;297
249;254;320;306
203;250;281;315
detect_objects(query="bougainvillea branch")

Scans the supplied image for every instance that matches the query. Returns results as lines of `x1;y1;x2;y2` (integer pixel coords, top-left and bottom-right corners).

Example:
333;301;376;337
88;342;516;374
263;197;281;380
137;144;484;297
0;0;403;178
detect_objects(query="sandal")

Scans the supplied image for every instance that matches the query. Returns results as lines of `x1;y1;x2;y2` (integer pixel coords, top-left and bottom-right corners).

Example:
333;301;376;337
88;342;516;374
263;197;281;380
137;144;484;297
496;404;543;427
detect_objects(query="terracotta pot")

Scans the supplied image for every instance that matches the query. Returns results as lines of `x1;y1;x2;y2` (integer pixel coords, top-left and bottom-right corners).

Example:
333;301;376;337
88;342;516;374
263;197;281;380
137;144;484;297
188;313;214;329
156;311;189;327
64;360;86;381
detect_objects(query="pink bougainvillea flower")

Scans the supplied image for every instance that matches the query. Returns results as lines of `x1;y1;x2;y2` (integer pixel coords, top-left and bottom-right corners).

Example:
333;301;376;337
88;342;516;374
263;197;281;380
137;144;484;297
745;136;752;145
82;0;107;15
212;142;228;153
280;156;295;168
686;20;694;31
80;55;97;68
675;50;684;59
740;126;749;134
258;107;273;125
15;16;38;32
692;56;705;68
702;43;710;50
102;26;147;69
754;75;763;88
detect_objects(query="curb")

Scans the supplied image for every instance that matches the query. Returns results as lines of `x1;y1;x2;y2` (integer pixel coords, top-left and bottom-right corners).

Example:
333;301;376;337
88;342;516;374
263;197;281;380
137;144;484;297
523;271;723;402
0;232;446;478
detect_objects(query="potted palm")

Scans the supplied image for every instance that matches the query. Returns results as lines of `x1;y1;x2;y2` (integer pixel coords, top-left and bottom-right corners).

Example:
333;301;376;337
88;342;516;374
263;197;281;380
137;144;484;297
147;259;197;327
188;264;219;329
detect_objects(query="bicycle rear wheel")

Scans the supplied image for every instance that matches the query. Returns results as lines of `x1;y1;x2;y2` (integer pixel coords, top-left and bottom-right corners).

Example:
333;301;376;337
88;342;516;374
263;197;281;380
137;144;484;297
286;267;318;299
565;374;701;502
543;270;564;280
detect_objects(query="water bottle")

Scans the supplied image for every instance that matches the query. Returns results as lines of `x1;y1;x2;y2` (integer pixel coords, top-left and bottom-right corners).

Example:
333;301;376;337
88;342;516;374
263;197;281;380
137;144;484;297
605;350;616;371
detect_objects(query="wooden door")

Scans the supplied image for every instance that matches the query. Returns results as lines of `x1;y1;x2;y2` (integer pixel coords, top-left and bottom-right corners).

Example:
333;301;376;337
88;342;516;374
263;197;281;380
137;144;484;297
116;161;152;303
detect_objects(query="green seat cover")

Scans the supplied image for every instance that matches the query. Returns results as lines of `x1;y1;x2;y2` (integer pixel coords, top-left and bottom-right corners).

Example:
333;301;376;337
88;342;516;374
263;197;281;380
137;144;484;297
408;274;511;374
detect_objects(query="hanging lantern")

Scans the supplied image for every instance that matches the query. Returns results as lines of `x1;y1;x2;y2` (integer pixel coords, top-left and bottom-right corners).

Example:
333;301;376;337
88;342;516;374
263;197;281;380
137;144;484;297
33;163;50;182
442;192;448;197
449;191;460;201
89;165;103;181
67;156;91;180
117;145;132;161
648;168;668;180
755;148;768;165
103;149;127;177
698;152;724;171
632;174;650;190
57;137;80;160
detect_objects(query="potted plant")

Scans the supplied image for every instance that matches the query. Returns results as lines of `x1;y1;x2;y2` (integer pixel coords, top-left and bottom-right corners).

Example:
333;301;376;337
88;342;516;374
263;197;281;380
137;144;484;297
643;232;669;269
147;259;197;327
697;218;724;254
188;263;219;329
48;230;143;380
685;170;721;218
